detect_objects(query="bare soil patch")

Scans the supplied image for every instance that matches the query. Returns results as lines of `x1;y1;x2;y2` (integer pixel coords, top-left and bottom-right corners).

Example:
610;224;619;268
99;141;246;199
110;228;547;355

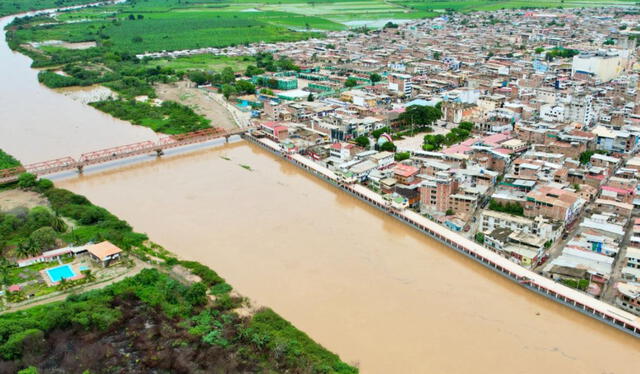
0;190;49;211
155;81;239;130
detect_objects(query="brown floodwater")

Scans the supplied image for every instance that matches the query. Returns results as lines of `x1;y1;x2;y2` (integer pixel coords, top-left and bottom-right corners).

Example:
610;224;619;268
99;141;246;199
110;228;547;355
1;10;639;374
0;15;157;164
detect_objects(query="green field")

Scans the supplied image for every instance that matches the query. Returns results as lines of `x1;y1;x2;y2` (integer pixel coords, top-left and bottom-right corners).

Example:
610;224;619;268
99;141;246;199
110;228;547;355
0;0;96;17
392;0;636;12
147;54;256;72
8;0;636;55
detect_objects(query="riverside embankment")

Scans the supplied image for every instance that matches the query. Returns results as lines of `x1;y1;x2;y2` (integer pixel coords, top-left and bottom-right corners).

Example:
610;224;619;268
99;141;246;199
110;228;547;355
245;134;640;338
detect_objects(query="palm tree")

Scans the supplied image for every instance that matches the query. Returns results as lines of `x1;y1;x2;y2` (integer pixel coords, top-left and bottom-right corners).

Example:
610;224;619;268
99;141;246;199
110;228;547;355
15;241;32;259
81;269;96;282
0;258;12;291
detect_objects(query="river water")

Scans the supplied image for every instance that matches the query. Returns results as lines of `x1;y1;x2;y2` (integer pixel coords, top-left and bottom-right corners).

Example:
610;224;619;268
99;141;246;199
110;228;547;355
1;11;640;374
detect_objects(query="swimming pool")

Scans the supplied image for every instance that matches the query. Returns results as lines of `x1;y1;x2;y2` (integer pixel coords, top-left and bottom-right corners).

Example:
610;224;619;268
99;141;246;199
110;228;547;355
45;264;77;283
79;266;89;272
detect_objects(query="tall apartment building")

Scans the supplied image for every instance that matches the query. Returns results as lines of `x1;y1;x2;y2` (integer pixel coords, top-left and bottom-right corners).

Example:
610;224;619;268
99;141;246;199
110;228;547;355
388;73;413;97
419;173;458;213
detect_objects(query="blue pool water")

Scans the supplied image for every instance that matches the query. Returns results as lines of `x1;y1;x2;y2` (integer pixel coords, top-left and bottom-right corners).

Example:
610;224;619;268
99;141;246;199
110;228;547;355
79;266;89;271
46;264;76;283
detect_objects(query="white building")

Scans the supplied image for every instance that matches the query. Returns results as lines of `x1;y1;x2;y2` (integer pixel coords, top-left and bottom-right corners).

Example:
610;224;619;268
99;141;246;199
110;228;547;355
571;50;628;82
540;104;565;123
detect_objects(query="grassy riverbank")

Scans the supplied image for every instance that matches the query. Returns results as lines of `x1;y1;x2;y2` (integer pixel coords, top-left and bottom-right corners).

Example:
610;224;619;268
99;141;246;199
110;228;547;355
0;268;357;373
0;150;20;170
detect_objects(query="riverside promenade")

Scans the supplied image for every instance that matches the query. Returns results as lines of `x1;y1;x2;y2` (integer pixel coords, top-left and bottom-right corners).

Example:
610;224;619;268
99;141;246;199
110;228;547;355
243;133;640;339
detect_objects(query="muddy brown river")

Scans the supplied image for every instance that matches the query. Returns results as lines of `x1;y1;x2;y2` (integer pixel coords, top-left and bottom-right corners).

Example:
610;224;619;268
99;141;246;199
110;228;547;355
1;11;639;374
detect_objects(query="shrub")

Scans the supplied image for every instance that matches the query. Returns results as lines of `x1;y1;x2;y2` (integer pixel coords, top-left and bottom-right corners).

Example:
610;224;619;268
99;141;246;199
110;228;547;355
17;173;37;189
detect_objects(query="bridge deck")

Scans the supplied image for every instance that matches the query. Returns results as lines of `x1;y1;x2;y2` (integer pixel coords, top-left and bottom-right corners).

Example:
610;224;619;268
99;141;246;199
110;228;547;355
0;127;247;184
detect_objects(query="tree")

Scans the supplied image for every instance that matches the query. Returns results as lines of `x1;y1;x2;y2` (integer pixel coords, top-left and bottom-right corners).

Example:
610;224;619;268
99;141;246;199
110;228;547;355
29;226;58;251
36;178;53;192
344;77;358;88
244;65;264;77
371;127;391;139
221;84;237;99
369;73;382;84
18;173;37;189
579;150;595;165
81;269;96;282
259;88;273;96
458;121;474;131
187;70;208;86
0;258;11;290
379;141;396;152
235;80;256;95
534;47;545;54
475;232;485;244
185;282;208;306
445;209;454;216
400;105;442;126
433;51;442;60
220;67;235;84
307;93;314;102
355;136;370;148
128;14;135;20
395;152;410;161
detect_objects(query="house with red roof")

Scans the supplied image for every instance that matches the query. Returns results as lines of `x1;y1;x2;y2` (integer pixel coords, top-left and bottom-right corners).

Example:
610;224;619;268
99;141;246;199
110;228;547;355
394;164;420;184
329;142;357;161
259;121;289;141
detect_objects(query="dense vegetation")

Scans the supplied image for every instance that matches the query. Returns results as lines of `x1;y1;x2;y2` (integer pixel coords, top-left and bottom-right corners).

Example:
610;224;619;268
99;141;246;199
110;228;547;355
488;198;524;216
0;175;147;257
0;150;20;170
0;268;357;373
423;121;474;151
578;149;608;165
399;104;442;127
544;47;580;61
0;0;94;17
90;99;211;134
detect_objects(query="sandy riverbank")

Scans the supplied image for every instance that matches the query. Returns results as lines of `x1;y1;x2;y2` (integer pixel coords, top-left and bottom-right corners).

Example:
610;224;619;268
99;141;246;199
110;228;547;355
155;80;246;130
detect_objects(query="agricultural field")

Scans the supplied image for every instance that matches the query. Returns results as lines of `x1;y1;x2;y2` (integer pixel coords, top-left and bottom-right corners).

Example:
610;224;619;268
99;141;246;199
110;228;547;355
0;0;95;17
15;11;322;54
391;0;637;13
9;0;636;57
146;54;256;72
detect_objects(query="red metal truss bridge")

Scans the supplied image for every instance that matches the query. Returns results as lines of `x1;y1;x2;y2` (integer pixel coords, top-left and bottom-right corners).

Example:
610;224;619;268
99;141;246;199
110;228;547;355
0;127;246;184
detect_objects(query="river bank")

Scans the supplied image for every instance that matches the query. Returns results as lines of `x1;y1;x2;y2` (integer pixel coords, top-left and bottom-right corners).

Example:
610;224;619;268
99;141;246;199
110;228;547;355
244;134;640;338
57;140;640;374
2;2;639;373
